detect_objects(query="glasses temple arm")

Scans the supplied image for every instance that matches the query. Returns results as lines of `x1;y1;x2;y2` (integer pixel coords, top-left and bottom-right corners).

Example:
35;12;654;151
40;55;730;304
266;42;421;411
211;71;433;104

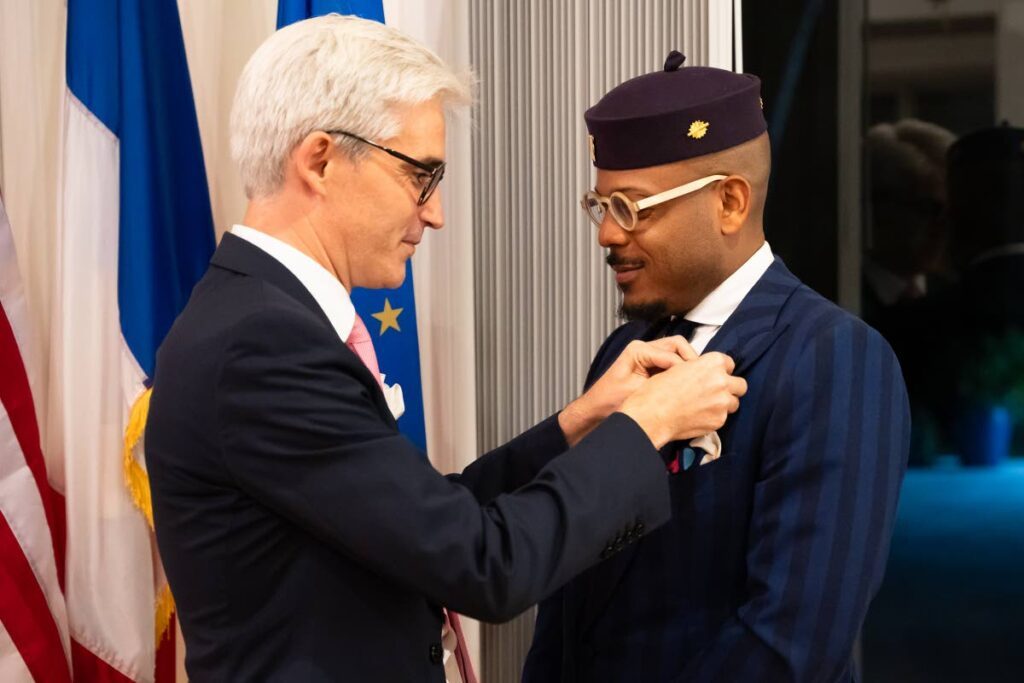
634;174;728;211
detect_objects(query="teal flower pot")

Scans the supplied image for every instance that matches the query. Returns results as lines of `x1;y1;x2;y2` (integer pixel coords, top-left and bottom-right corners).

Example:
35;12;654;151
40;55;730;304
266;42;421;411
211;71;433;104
956;404;1012;467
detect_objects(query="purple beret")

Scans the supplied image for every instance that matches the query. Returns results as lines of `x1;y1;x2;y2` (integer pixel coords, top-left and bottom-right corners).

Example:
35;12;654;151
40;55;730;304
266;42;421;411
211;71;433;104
584;51;767;170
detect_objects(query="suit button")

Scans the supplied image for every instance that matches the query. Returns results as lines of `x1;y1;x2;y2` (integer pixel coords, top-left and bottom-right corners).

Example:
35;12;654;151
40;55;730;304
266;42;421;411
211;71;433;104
429;643;443;664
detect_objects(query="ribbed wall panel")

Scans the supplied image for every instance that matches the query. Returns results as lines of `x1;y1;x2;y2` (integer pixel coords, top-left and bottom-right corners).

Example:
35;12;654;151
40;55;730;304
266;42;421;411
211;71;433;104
469;1;737;679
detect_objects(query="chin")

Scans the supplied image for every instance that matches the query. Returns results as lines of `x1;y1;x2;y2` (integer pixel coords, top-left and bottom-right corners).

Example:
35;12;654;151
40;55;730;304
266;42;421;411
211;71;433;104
382;266;407;289
620;297;670;322
356;265;406;291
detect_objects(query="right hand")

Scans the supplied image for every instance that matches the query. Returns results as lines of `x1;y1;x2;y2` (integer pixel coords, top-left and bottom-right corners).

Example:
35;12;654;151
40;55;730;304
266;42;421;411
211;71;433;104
619;352;747;450
559;336;697;446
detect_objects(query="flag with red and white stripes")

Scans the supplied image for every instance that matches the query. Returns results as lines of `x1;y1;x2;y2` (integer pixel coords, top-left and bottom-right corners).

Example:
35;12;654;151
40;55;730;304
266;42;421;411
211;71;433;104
0;196;72;682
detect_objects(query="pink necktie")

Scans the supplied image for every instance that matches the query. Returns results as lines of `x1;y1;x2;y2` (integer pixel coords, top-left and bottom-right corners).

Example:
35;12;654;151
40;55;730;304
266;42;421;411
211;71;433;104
445;609;477;683
345;314;383;388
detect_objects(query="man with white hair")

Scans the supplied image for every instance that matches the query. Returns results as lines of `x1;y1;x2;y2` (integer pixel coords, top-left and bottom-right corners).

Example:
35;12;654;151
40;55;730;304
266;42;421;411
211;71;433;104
145;15;746;682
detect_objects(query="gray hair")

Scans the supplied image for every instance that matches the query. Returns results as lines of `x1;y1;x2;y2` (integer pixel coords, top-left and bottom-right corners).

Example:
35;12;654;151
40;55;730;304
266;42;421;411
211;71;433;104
230;14;472;198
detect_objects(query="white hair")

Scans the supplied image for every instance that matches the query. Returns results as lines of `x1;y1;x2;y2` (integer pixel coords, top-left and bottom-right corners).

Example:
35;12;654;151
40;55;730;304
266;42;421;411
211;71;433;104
230;14;472;198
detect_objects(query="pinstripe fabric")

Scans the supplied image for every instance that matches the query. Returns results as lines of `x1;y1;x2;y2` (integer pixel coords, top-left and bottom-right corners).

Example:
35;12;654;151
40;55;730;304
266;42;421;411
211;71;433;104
522;258;910;683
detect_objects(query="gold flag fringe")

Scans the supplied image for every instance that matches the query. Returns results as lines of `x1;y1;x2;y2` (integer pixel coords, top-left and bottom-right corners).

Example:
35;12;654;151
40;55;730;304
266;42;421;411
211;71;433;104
124;387;175;648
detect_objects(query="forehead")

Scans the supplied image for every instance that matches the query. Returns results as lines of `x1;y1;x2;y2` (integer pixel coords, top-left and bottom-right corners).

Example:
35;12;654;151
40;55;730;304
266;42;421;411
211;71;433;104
595;159;691;194
388;99;446;154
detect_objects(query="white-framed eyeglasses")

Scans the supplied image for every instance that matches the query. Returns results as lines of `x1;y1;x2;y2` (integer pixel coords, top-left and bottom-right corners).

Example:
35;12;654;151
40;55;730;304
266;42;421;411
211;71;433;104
581;174;728;231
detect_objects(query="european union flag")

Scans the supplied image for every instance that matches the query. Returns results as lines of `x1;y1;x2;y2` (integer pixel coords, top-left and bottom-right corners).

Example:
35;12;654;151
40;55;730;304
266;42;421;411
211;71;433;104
277;0;428;452
277;0;383;26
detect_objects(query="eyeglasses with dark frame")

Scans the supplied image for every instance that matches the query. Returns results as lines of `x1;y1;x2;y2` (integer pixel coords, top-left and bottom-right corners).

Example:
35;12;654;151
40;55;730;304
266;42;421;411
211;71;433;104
325;129;446;205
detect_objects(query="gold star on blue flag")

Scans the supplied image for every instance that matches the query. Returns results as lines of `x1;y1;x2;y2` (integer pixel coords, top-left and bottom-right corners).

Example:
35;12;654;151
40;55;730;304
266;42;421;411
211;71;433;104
371;298;403;335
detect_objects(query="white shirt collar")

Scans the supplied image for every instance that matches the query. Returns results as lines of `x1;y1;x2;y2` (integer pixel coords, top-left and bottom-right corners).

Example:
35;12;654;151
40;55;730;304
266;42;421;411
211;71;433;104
685;241;775;328
230;224;356;343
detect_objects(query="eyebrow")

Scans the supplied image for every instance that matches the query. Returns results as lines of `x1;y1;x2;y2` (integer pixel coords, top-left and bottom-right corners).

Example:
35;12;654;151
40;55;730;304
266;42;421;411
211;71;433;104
595;185;650;196
406;156;444;168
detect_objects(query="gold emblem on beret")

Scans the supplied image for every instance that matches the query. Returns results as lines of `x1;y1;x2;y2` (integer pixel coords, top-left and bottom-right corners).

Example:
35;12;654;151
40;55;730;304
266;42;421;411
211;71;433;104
688;120;710;140
588;134;596;162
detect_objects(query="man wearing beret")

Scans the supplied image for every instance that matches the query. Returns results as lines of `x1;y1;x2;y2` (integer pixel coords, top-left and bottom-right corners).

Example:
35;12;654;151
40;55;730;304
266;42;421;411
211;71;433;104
523;52;911;682
145;19;751;682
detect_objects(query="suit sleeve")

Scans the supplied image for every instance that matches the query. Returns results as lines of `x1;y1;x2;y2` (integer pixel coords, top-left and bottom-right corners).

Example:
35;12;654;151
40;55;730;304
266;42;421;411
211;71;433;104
214;305;671;623
456;321;644;502
453;414;570;504
675;319;911;682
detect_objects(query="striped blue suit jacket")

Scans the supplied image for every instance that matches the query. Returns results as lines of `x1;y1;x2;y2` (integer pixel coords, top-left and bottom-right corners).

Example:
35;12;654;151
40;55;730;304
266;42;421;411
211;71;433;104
523;258;911;682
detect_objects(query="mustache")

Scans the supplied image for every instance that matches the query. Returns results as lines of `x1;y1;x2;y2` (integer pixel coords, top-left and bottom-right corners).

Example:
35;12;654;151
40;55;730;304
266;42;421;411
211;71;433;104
606;252;645;268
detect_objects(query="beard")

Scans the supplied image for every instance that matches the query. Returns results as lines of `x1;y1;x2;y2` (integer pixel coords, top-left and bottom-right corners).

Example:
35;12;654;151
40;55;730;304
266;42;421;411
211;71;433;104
607;252;671;322
619;297;671;322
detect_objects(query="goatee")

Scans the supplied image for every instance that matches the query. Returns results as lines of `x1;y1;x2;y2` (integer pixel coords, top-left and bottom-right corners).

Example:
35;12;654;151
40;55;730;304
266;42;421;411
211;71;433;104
619;299;670;322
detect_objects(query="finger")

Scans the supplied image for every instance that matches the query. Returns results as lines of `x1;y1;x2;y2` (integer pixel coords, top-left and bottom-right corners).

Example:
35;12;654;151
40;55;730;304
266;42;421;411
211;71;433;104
639;347;686;372
728;376;748;397
727;394;741;414
704;352;736;375
610;340;646;372
712;352;737;374
649;335;699;361
619;340;645;363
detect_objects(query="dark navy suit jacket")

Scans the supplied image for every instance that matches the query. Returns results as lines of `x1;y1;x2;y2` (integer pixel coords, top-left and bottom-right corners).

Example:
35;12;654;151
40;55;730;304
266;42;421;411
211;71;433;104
523;258;911;683
145;234;672;682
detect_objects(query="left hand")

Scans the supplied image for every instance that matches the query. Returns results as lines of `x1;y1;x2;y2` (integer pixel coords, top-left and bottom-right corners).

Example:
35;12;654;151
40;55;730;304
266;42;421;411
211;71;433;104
559;336;698;446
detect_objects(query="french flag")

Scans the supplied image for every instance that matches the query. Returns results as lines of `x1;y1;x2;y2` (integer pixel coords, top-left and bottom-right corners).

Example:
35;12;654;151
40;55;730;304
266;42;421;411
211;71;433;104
10;0;217;680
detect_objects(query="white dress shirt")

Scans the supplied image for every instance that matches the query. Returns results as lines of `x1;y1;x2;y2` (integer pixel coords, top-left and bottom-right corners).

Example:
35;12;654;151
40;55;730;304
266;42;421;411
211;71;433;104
231;224;356;343
685;241;775;353
671;241;774;466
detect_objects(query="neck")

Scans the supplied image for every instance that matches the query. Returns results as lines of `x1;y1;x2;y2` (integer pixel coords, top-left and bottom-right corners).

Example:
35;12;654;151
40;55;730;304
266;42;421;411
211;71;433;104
721;226;766;279
242;196;350;290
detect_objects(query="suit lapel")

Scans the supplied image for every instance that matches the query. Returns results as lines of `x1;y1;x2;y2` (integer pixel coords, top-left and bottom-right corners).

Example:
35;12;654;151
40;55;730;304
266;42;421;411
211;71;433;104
700;258;801;372
211;233;396;427
212;233;333;329
573;258;802;638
